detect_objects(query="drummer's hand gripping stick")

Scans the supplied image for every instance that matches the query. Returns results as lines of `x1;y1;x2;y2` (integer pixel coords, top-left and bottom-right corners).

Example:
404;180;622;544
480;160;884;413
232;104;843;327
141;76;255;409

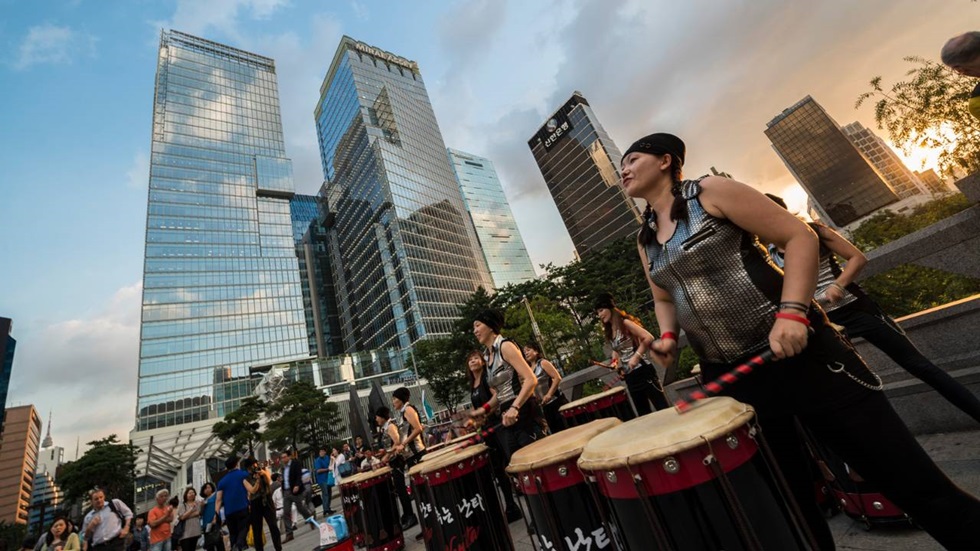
456;422;503;450
673;350;775;413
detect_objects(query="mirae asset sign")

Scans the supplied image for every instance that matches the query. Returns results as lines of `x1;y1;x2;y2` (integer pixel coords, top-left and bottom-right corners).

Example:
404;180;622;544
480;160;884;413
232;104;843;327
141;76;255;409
354;41;419;71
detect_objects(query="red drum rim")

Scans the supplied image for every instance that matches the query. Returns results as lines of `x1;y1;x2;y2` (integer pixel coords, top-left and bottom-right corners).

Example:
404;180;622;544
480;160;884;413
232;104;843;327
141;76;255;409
512;460;587;495
590;424;758;498
355;466;393;489
559;389;628;418
417;446;490;487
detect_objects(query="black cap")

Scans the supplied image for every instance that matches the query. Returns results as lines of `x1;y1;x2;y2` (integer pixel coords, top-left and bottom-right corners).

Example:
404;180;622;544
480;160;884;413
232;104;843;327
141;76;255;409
593;292;615;311
623;133;686;166
474;309;504;334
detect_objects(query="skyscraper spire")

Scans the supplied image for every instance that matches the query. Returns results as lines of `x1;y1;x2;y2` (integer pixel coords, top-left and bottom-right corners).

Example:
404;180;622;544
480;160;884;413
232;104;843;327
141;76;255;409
41;410;53;448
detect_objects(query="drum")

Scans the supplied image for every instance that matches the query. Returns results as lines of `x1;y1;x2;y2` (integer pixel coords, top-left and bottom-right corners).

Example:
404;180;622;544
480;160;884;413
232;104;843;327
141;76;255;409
409;444;514;551
578;397;814;550
559;386;635;428
506;418;621;551
347;467;404;551
420;434;476;464
339;472;369;546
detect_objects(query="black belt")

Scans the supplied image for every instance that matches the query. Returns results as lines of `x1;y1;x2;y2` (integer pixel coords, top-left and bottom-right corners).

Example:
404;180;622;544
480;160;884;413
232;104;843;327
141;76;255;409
91;537;121;548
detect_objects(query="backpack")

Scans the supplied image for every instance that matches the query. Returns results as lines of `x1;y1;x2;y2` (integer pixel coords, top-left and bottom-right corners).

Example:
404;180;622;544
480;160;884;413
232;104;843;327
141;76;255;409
88;499;127;546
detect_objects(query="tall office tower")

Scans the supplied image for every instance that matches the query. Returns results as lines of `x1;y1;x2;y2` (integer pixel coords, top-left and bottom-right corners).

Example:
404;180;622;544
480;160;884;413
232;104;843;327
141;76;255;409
132;31;308;485
842;122;929;199
0;318;14;423
915;169;950;195
765;96;899;226
290;194;323;356
315;37;493;352
528;92;642;257
29;417;64;532
447;148;537;288
0;405;40;525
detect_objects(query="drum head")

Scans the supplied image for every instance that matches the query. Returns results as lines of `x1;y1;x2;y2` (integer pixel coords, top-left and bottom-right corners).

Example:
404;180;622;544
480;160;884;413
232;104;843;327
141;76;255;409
415;443;488;475
506;418;621;474
420;433;476;463
339;471;370;487
578;396;754;472
559;386;626;413
356;465;392;483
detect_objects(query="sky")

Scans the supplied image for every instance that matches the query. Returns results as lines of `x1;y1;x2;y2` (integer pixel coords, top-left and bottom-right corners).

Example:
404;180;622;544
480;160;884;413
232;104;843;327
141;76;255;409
0;0;971;455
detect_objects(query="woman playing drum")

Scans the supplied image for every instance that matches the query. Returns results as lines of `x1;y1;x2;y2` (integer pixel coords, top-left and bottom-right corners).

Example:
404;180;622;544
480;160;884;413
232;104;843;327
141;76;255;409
623;131;980;550
522;341;567;433
595;293;669;414
465;349;523;522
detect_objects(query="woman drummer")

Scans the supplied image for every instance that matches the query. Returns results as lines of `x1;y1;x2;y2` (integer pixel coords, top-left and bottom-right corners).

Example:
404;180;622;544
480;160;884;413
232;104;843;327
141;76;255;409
622;132;979;550
594;293;669;414
522;341;567;433
466;349;524;522
470;309;541;463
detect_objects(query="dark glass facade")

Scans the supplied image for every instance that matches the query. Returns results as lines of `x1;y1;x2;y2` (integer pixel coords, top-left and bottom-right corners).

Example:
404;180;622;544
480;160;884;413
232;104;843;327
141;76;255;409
135;30;309;432
315;37;492;353
842;122;928;199
448;148;536;288
528;92;641;257
0;317;13;424
290;194;323;356
765;96;898;226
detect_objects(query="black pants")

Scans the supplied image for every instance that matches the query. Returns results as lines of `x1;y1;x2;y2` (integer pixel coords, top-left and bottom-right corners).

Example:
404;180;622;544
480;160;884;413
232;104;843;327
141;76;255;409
391;454;421;521
541;395;568;434
247;499;281;551
224;508;249;551
624;361;669;415
829;297;980;423
485;428;519;511
703;324;980;550
497;400;543;465
177;538;196;551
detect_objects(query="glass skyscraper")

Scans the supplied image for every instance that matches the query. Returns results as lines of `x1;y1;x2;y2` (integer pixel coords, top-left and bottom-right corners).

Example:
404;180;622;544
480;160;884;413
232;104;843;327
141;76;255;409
315;37;492;353
0;317;14;423
448;148;536;288
842;122;928;200
529;92;642;257
134;30;309;433
765;96;899;226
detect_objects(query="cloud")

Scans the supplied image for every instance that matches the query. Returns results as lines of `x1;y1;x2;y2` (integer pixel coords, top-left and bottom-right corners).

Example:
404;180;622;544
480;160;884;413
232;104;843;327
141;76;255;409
13;23;97;70
158;0;290;41
7;283;142;454
125;152;150;190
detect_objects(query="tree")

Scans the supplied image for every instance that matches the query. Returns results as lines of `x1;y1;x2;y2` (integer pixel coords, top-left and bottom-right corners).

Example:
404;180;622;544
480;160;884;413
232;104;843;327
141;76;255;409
58;435;139;507
262;381;342;453
412;337;469;413
856;56;980;178
211;396;265;455
0;521;27;551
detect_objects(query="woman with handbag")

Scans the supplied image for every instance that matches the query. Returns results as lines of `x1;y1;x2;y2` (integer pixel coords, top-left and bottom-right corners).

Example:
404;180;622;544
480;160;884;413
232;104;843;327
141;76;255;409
242;458;282;551
175;488;202;551
199;483;224;551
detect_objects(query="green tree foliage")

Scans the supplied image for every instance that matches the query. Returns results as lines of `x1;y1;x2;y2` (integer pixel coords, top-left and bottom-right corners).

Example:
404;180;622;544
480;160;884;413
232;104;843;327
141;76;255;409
850;194;980;317
262;381;341;453
57;435;139;507
0;521;27;551
211;396;266;455
856;57;980;178
412;337;469;413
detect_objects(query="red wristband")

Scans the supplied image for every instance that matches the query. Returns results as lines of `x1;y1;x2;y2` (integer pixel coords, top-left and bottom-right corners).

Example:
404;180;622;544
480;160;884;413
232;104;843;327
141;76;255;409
775;312;811;327
660;332;677;341
481;403;491;412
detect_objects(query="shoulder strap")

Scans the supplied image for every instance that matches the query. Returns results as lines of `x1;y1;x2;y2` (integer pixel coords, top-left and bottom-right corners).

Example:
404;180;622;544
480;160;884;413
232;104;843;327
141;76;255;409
107;499;126;525
679;178;705;200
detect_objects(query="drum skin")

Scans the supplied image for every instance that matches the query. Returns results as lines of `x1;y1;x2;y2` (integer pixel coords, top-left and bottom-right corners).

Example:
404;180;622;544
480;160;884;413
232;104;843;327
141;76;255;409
507;419;621;551
559;387;635;428
578;397;811;550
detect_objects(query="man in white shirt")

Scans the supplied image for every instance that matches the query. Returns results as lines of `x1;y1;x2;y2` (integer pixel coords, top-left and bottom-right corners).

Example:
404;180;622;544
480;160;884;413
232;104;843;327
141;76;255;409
81;489;134;551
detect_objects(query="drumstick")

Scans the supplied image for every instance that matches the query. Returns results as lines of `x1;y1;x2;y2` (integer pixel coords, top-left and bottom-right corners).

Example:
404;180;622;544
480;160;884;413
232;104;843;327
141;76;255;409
591;359;625;389
673;350;775;413
455;422;503;450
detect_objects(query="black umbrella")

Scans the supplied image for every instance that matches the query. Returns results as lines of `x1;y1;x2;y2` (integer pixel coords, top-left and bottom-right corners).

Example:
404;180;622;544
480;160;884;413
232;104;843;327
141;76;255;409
347;384;372;445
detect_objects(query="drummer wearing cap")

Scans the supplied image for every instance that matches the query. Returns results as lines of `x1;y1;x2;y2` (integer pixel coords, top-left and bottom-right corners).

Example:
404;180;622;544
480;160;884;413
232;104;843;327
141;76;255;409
471;309;542;463
622;131;980;550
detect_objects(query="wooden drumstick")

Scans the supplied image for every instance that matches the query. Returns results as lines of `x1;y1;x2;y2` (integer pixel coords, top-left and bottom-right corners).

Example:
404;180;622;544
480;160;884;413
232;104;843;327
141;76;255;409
673;350;775;413
591;359;625;388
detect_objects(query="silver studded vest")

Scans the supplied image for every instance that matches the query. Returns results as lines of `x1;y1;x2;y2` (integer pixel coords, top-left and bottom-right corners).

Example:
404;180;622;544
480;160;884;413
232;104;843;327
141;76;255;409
644;180;785;364
609;329;639;364
486;336;521;404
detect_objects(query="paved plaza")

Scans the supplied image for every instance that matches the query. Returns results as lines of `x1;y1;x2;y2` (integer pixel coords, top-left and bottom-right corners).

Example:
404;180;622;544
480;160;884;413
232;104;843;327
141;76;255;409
276;428;980;551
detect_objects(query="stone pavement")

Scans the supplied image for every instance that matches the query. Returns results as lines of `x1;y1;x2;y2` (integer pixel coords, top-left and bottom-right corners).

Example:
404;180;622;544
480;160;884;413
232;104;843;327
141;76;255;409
279;429;979;550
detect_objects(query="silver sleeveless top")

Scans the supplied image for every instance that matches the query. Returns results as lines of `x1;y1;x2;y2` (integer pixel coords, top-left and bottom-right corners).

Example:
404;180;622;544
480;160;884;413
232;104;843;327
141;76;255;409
609;329;638;365
396;404;425;456
644;179;783;364
532;360;552;400
814;253;858;312
381;419;395;450
486;335;520;404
